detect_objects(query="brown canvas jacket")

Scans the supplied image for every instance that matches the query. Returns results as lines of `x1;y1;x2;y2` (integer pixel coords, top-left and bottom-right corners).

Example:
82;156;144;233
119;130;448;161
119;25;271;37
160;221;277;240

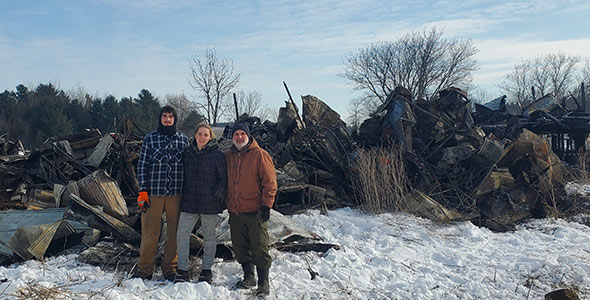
225;139;277;214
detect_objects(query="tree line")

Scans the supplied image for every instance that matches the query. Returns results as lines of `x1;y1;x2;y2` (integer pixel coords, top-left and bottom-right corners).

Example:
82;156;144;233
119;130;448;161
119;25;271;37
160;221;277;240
0;84;206;148
3;27;589;146
0;70;276;149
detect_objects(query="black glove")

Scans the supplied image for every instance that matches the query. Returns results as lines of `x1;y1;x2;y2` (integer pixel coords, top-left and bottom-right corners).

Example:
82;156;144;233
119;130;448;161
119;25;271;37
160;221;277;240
257;206;271;222
220;196;227;210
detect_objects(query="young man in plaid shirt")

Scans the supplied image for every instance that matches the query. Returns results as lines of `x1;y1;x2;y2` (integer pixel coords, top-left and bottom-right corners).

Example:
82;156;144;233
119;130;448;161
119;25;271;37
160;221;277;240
134;105;189;281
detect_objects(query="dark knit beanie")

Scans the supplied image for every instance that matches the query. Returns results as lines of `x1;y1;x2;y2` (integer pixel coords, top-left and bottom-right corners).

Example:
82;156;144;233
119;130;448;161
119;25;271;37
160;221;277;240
231;123;251;138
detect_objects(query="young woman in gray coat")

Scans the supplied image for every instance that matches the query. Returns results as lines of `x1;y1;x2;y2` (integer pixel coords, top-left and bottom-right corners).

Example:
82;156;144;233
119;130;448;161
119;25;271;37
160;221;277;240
176;123;227;283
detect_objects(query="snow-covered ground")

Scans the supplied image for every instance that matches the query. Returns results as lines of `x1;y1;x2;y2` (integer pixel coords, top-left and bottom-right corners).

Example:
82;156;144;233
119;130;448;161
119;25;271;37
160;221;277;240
1;207;589;299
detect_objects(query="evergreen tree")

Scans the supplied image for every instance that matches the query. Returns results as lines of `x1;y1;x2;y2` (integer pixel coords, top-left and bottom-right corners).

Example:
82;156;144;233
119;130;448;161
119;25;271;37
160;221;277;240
103;95;120;132
27;84;73;146
64;99;92;132
4;86;30;142
88;97;109;133
0;90;16;134
178;110;206;137
134;89;161;133
15;84;29;103
0;90;15;119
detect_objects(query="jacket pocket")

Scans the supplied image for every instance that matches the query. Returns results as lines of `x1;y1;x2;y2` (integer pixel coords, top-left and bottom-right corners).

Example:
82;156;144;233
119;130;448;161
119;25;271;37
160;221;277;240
153;149;165;162
172;149;184;163
240;192;260;202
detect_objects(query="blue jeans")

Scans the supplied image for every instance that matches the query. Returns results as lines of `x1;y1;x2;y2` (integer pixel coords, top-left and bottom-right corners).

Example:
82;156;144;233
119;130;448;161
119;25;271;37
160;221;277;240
177;212;219;271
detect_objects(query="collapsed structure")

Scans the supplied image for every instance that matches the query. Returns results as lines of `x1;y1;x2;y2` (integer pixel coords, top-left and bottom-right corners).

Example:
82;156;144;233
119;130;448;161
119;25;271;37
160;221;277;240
358;86;589;231
0;86;588;269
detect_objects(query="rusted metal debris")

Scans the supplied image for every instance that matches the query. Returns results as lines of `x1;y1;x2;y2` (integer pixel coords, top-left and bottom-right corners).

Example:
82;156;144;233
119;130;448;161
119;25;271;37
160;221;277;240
359;85;589;231
0;134;26;158
1;85;589;264
220;95;356;213
0;208;93;264
0;110;343;264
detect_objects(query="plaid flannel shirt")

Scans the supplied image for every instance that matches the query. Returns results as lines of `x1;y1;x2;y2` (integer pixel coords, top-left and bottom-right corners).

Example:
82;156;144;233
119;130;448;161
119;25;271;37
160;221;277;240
137;131;189;196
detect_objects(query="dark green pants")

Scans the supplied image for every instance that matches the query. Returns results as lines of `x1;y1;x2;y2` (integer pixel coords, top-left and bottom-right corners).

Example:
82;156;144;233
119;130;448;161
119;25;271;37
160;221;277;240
229;212;272;270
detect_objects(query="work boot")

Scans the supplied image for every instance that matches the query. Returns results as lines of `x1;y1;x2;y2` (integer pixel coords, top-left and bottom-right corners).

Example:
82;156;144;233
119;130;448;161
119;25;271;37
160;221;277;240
235;262;256;289
131;270;152;280
163;271;177;282
198;269;213;284
254;266;270;297
174;269;190;283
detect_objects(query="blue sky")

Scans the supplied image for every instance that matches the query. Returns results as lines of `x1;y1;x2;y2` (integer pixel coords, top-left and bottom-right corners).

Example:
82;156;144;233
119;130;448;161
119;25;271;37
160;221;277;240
1;0;589;120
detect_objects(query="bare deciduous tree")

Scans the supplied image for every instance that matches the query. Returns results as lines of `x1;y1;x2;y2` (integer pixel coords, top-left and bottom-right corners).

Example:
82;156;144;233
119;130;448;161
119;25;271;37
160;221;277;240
347;95;378;129
499;61;531;106
233;90;277;122
341;27;478;112
66;82;98;108
574;59;590;108
468;85;495;105
165;93;198;123
188;48;240;125
347;97;365;130
582;59;590;86
499;53;581;106
164;93;207;135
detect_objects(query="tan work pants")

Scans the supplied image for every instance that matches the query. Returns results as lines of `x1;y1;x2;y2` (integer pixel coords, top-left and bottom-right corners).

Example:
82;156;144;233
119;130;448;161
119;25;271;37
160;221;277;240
137;195;181;275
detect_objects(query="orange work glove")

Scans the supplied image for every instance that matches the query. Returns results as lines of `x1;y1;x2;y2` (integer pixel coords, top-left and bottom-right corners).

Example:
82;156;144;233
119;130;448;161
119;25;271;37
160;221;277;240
137;191;149;212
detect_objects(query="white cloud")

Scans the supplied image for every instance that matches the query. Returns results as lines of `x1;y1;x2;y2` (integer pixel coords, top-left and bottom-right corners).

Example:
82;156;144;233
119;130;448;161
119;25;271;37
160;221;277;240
2;0;590;118
420;18;503;36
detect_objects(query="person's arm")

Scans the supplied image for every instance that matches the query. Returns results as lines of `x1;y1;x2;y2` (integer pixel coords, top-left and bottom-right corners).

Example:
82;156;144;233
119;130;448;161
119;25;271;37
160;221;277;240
258;151;277;209
137;135;153;192
181;149;189;196
213;150;228;203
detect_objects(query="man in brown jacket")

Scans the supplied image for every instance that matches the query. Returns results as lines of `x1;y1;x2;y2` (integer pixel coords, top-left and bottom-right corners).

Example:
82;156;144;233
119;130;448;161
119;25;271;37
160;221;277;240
225;123;277;297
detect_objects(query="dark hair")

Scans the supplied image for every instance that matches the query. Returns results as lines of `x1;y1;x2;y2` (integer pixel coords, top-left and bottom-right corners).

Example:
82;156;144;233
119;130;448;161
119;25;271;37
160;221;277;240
161;105;177;115
160;105;178;125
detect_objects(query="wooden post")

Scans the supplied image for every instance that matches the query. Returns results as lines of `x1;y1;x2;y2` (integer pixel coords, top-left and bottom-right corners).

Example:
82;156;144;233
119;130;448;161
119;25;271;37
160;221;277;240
283;81;305;128
233;93;239;121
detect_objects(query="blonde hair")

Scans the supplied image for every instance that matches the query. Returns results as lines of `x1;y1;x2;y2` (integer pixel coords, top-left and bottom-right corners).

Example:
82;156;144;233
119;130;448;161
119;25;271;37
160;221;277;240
194;122;215;139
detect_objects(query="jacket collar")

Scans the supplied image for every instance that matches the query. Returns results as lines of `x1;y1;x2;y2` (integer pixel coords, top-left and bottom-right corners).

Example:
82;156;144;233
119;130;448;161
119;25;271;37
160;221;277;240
157;131;181;139
191;138;218;154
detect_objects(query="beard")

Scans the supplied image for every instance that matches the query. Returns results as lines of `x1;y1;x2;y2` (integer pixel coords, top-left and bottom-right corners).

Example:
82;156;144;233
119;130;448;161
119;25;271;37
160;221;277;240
233;137;249;150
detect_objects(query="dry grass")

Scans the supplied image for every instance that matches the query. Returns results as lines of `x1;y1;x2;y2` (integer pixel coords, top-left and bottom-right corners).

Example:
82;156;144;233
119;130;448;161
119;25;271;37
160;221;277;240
569;149;590;184
559;149;590;216
538;175;561;218
0;276;122;300
13;281;76;300
351;146;411;213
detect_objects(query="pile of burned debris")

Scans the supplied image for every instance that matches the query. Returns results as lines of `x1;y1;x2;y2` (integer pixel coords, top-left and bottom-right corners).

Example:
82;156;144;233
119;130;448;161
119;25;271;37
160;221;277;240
0;85;588;267
358;86;588;231
222;94;356;215
0;99;349;266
